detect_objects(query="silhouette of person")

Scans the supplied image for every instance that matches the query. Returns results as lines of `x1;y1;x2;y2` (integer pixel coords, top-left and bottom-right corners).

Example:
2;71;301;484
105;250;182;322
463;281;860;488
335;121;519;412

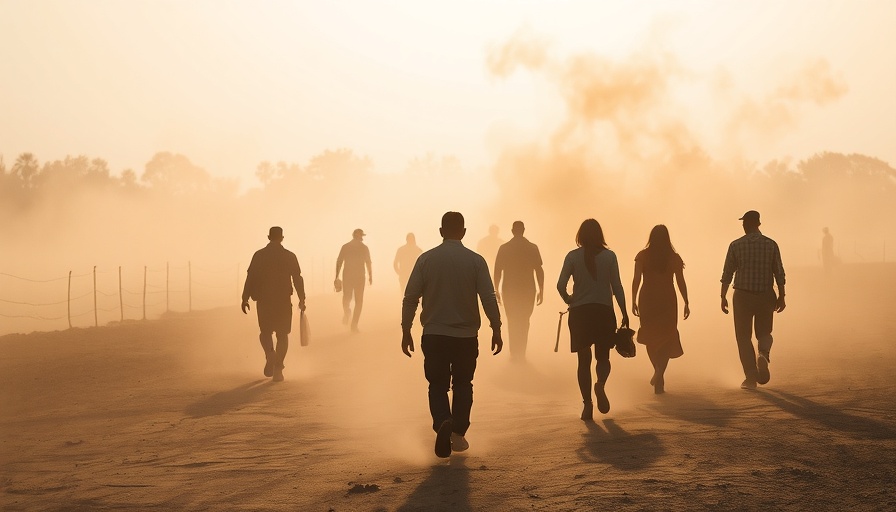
493;221;544;362
241;226;306;382
631;225;690;394
821;227;835;274
393;232;422;293
557;219;629;420
720;210;786;390
335;228;372;333
402;212;503;458
476;224;504;270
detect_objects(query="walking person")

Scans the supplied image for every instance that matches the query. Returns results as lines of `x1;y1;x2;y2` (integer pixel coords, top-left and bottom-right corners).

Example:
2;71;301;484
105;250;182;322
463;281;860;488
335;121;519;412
393;232;422;293
493;220;544;362
335;228;372;333
401;212;503;458
631;225;690;394
821;227;836;275
557;219;629;420
241;226;306;382
720;210;786;390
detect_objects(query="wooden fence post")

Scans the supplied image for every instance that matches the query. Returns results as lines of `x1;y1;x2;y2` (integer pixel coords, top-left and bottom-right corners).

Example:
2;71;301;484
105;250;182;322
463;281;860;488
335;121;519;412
143;266;147;320
67;270;72;329
118;266;123;322
93;266;98;327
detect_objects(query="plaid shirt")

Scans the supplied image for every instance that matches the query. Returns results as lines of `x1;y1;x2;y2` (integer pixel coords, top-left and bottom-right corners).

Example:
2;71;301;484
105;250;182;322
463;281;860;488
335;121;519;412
721;232;785;292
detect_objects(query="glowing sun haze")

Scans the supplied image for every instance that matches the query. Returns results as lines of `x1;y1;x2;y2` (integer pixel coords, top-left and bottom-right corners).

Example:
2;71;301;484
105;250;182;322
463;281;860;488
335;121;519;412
1;0;894;186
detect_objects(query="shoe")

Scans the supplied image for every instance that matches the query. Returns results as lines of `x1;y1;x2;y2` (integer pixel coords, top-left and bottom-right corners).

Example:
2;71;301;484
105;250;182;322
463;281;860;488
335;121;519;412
272;365;284;382
654;380;665;395
580;401;593;421
435;419;452;458
451;433;469;452
740;379;757;390
757;353;770;385
594;383;610;414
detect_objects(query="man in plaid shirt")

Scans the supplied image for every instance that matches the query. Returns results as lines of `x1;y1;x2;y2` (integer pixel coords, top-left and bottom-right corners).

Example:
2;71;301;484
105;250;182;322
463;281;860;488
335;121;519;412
720;210;786;390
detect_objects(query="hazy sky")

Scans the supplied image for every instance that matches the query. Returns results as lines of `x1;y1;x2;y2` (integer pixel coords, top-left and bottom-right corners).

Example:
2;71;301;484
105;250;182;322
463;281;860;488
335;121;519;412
2;0;894;187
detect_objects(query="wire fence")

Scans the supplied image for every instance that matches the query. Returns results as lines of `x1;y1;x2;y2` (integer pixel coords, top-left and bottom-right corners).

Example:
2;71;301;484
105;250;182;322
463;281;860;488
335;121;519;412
0;257;337;336
0;262;243;335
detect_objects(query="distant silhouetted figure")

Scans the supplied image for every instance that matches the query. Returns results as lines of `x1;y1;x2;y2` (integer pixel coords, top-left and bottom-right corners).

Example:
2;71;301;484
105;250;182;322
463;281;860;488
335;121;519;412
335;228;372;333
493;221;544;362
476;224;504;270
720;210;786;390
821;227;835;274
402;211;503;458
631;225;690;394
393;232;422;293
241;226;306;382
557;219;629;420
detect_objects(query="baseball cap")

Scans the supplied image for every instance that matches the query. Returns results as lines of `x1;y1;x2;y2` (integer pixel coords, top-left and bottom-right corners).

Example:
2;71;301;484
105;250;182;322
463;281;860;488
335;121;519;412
739;210;760;223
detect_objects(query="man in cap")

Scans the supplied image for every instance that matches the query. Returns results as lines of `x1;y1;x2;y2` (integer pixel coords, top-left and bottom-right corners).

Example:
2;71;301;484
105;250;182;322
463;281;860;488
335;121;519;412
336;228;372;333
720;210;786;390
402;212;503;458
241;226;306;382
493;220;544;362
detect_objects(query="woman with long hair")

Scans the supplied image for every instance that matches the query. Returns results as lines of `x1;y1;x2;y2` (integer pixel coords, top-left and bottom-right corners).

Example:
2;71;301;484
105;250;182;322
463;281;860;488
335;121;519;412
557;219;629;420
631;224;690;394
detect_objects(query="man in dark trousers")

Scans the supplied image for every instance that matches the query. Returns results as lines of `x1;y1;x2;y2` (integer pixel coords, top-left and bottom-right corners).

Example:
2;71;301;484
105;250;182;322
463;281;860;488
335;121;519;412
335;228;372;333
493;220;544;362
402;211;503;458
242;226;306;382
720;211;786;390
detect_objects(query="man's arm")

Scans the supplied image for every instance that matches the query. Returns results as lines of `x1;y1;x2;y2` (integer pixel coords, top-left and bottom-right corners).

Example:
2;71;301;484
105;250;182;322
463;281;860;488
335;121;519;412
720;244;736;314
773;243;786;313
535;264;545;305
365;246;373;285
401;260;424;357
492;250;503;304
335;246;344;286
241;254;256;314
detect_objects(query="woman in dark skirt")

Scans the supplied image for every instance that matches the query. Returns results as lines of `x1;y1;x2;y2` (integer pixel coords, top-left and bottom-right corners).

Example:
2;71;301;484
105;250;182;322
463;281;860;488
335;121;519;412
557;219;629;420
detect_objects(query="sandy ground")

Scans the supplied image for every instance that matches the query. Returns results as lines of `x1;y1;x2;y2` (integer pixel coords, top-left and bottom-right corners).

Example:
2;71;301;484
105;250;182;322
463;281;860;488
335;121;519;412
2;264;895;511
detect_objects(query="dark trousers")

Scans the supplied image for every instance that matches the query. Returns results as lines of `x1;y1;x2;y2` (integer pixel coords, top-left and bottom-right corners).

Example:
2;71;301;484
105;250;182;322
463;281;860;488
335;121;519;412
503;291;536;361
732;289;776;381
421;334;479;436
342;278;365;328
256;300;292;367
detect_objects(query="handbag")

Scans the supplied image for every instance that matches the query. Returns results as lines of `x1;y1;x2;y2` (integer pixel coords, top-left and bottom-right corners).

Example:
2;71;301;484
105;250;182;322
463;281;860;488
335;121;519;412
614;326;636;358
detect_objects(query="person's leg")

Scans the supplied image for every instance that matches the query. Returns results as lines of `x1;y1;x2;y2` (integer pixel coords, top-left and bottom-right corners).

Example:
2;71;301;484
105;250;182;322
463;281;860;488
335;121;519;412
647;346;667;381
351;280;365;331
648;347;668;394
754;289;776;384
732;290;759;384
754;290;776;358
576;349;593;403
341;284;352;325
256;301;276;377
503;296;522;361
421;335;452;432
448;337;479;436
594;344;612;412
